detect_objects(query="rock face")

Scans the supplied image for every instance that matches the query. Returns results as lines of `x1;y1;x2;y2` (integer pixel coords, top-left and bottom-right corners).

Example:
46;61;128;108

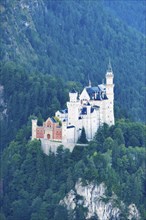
60;179;140;220
128;204;140;220
74;180;120;220
0;85;7;120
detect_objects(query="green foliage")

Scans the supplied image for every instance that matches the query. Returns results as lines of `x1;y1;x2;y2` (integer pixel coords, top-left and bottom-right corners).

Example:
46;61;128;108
0;0;145;140
1;120;146;219
78;127;88;144
0;213;6;220
0;0;145;151
104;1;145;34
113;128;125;145
0;1;146;218
0;61;81;149
103;137;114;152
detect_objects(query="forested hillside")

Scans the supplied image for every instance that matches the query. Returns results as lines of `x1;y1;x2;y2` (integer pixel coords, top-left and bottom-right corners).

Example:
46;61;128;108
0;0;145;150
103;0;145;34
0;1;146;219
0;62;83;149
1;120;146;219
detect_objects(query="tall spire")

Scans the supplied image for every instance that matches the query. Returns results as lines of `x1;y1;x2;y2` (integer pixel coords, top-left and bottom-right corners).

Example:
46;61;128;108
89;79;92;87
88;74;92;87
107;57;112;72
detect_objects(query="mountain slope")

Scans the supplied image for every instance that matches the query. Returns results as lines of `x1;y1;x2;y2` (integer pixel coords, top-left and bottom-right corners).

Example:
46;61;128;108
1;121;146;219
0;0;145;149
103;0;145;35
1;0;145;120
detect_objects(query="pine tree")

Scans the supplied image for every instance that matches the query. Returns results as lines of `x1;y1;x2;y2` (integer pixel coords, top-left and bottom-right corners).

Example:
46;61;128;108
78;127;88;144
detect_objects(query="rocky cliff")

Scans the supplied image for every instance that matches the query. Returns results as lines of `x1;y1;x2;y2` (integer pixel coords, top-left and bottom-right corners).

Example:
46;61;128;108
60;179;140;220
0;85;7;120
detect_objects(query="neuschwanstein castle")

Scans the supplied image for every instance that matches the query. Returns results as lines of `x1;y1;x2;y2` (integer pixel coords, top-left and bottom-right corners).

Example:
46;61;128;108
32;61;115;148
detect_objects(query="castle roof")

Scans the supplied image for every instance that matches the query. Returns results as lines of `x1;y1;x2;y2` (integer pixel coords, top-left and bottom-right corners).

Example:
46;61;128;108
106;58;114;76
86;87;99;97
70;88;77;93
60;109;68;114
98;84;106;91
50;117;56;123
108;58;112;72
85;84;107;100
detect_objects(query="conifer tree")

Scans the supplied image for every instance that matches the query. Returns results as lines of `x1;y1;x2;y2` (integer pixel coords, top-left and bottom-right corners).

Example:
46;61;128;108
78;127;88;144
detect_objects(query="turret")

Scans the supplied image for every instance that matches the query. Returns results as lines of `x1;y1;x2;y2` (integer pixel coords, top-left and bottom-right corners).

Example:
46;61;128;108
106;59;114;98
69;88;78;102
67;88;80;126
106;59;114;85
105;59;115;125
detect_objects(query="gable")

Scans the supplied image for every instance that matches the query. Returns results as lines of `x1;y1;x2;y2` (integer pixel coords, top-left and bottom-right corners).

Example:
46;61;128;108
79;88;90;101
45;117;56;127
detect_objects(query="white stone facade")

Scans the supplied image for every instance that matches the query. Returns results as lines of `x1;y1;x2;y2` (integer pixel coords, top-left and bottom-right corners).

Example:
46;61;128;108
57;63;115;144
32;62;115;148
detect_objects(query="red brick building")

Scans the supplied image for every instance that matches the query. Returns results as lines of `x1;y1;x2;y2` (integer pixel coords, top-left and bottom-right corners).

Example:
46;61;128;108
32;117;62;141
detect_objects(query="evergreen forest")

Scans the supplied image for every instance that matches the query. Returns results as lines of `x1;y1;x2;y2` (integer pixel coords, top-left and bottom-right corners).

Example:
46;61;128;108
0;0;145;149
0;0;146;219
1;121;146;219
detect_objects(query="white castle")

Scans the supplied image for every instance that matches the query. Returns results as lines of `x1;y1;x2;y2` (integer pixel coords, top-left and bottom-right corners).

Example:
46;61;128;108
32;61;115;149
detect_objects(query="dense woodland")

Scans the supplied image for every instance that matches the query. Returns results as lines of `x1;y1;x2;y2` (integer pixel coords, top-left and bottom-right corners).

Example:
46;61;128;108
0;62;83;149
103;1;145;34
1;121;146;219
0;60;141;150
0;1;146;219
0;1;145;136
0;0;146;149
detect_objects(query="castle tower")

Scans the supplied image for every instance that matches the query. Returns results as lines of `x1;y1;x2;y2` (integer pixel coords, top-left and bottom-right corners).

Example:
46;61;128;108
32;119;37;140
69;88;78;102
105;59;115;125
67;89;80;126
